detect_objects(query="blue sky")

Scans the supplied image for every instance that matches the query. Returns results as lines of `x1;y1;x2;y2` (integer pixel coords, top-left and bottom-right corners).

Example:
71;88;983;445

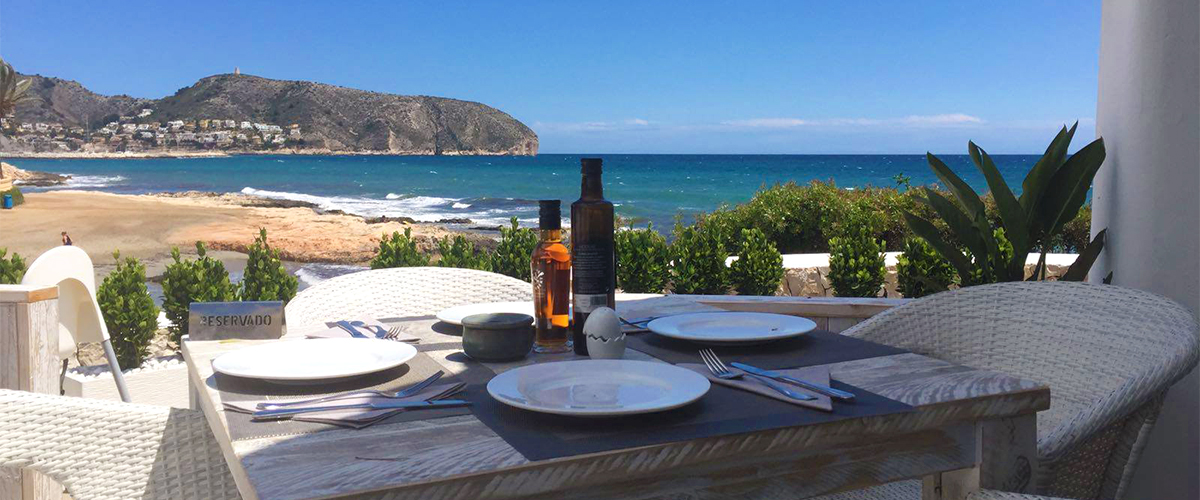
0;1;1100;154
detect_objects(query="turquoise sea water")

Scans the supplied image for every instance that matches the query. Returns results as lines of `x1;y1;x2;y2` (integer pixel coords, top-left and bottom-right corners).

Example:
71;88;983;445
10;154;1041;230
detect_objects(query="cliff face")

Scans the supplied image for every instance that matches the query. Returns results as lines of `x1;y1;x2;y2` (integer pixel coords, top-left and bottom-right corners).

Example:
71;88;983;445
12;73;538;155
13;75;151;127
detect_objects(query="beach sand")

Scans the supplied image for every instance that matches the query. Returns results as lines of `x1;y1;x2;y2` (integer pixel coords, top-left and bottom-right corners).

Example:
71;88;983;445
0;190;490;273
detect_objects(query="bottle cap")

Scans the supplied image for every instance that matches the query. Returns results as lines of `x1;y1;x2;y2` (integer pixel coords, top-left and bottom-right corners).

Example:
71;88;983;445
581;157;603;174
538;199;561;229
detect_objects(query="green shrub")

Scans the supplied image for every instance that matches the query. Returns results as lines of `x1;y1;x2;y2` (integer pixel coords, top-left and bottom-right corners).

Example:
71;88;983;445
161;242;238;342
895;237;954;298
0;186;23;206
961;228;1015;286
370;227;430;269
240;228;298;303
491;217;539;282
669;222;729;294
828;225;886;298
436;235;492;271
730;228;784;296
615;223;671;293
96;251;159;369
0;247;26;284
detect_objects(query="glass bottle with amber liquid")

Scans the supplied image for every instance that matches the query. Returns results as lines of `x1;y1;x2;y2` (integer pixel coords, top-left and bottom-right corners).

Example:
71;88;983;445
570;158;616;355
531;200;572;353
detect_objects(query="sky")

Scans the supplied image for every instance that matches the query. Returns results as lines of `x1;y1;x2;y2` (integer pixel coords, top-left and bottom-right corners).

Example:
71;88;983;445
0;1;1101;154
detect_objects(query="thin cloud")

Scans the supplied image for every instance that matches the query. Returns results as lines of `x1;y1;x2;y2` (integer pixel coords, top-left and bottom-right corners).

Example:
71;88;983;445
722;114;985;129
534;118;654;133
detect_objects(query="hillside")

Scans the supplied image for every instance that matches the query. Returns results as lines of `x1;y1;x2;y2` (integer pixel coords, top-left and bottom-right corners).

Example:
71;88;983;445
9;73;538;155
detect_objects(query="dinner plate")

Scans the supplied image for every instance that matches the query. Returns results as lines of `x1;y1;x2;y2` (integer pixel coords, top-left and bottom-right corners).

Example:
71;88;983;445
647;312;817;345
436;301;534;325
211;338;417;383
487;359;710;417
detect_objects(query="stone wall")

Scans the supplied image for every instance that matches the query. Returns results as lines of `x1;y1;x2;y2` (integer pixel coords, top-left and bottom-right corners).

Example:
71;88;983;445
777;253;1079;298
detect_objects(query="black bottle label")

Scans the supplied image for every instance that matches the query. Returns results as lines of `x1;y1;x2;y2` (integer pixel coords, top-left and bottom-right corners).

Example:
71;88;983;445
572;241;613;312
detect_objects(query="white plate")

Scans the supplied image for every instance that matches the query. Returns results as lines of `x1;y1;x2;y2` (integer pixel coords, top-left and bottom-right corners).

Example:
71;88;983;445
487;359;710;417
437;301;534;325
647;312;817;345
211;338;417;383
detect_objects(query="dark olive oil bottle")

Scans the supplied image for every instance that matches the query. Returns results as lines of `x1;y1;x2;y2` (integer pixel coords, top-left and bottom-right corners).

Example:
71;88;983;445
570;158;616;355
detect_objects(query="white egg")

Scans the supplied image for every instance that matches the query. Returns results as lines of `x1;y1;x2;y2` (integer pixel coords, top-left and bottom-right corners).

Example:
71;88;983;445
583;307;626;359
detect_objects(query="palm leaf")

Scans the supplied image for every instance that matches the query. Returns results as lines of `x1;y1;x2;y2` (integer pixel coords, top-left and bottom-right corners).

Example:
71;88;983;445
1021;123;1077;216
970;141;1029;267
926;152;985;217
1061;229;1106;281
1038;138;1106;236
903;212;975;280
923;188;989;266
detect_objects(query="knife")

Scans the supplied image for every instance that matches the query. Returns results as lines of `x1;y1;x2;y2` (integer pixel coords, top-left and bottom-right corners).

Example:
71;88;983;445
731;362;856;401
334;320;367;338
252;399;471;420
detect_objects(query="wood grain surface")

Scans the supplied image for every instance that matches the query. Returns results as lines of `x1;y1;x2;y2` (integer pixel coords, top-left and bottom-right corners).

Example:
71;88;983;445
183;295;1048;500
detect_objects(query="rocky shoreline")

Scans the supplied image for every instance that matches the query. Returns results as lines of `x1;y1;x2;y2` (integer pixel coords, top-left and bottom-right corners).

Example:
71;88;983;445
0;148;530;159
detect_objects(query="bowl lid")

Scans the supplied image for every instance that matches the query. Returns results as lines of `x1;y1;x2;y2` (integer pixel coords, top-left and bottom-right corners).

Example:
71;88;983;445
462;312;533;330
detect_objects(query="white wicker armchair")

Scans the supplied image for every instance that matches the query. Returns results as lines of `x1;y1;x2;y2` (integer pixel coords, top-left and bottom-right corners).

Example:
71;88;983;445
0;389;239;500
285;266;532;330
821;281;1199;500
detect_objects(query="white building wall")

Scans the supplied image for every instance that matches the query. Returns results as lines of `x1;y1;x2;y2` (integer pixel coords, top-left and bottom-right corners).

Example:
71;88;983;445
1092;1;1199;498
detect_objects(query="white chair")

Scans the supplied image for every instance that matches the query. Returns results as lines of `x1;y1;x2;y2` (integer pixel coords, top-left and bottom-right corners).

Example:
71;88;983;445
285;266;532;330
21;246;131;402
0;389;240;500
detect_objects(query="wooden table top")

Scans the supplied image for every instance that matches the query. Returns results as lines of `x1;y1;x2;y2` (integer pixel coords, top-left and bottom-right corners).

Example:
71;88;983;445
182;294;1049;500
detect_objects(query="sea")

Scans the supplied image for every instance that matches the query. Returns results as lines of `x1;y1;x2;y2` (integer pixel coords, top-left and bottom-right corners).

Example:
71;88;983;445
9;154;1042;231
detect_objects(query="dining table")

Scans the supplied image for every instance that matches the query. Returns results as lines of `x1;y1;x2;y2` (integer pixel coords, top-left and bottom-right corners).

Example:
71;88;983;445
182;293;1049;500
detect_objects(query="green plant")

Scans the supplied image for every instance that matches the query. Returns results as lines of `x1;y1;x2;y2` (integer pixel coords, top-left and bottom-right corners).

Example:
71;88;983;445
669;221;729;294
491;217;539;282
895;237;955;298
161;242;238;342
729;228;784;296
828;224;886;298
0;186;23;206
96;251;158;369
0;57;33;118
240;228;298;303
436;235;492;271
0;247;26;284
370;227;430;269
904;124;1107;285
615;223;671;293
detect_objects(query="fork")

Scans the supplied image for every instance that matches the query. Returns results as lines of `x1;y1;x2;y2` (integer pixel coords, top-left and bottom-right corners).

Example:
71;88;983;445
698;349;814;401
255;371;445;410
385;326;417;341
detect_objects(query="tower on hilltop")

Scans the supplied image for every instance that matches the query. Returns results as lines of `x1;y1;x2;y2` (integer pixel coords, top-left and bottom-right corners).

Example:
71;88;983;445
234;67;241;75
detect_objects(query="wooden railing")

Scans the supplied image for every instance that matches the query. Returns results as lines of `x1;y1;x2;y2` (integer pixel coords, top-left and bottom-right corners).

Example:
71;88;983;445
691;295;910;332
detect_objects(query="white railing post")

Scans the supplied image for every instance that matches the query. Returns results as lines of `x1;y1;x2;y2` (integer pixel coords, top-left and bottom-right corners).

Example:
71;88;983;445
0;284;62;500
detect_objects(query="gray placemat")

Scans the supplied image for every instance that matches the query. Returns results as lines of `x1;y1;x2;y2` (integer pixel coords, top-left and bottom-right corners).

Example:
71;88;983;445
217;352;469;441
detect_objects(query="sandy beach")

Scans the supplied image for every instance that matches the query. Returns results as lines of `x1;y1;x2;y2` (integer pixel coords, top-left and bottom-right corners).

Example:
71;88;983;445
0;190;492;274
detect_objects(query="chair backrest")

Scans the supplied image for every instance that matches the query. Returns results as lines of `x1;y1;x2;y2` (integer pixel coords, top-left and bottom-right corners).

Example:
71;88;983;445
285;266;532;330
842;281;1198;499
20;246;110;359
0;389;240;500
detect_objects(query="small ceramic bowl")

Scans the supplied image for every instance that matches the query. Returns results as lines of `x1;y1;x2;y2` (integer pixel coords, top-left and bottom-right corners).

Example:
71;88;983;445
461;313;534;361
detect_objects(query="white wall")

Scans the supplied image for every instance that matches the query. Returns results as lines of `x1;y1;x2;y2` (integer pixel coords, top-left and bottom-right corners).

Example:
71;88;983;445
1092;1;1199;499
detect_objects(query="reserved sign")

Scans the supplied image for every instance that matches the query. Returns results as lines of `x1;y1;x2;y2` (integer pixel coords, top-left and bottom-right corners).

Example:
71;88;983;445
188;301;286;341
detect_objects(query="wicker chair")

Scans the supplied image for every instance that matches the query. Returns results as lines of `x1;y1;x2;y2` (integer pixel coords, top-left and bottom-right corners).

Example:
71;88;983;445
285;266;532;330
819;281;1198;500
0;389;240;500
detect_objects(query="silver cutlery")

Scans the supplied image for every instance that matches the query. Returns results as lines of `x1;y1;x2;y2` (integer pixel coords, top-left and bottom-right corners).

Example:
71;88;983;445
384;326;417;342
335;320;367;338
698;349;814;401
255;371;445;410
731;362;856;401
252;399;471;420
